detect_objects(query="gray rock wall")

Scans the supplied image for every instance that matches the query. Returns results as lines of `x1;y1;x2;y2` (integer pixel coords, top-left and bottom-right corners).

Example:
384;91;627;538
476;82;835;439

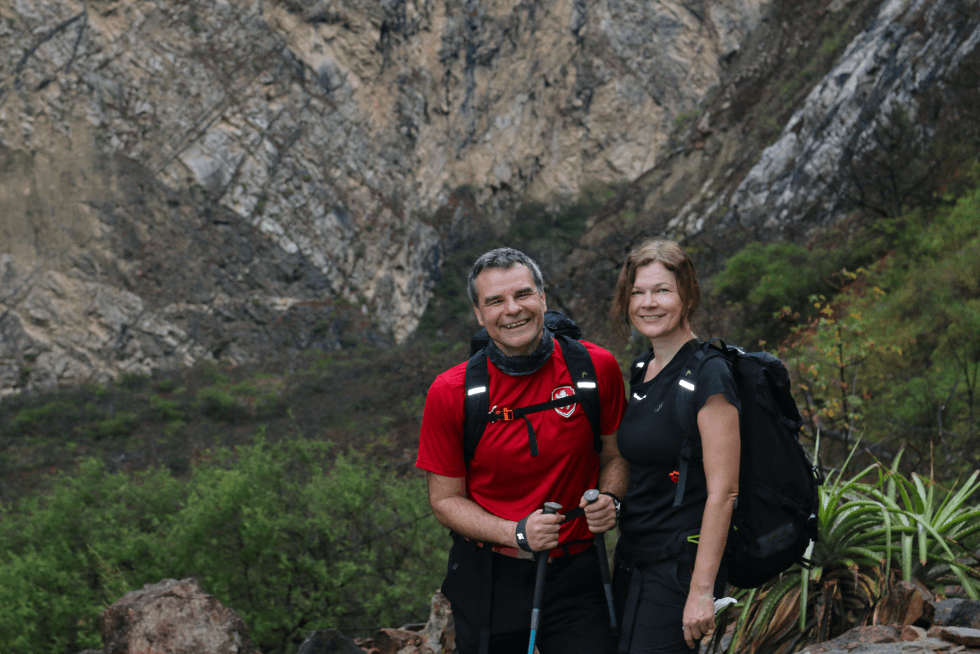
713;0;980;235
0;0;766;392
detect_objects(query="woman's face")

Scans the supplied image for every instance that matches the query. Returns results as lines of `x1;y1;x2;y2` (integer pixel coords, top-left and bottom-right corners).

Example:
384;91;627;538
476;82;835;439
628;261;689;342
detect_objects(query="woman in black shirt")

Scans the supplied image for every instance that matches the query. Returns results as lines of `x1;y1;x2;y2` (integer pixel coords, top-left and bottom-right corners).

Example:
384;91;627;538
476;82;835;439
611;239;740;653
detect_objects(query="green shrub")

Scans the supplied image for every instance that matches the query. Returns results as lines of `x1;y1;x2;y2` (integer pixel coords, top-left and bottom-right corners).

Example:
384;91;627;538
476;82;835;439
195;387;240;421
116;373;150;390
149;396;184;422
90;412;140;439
0;439;445;654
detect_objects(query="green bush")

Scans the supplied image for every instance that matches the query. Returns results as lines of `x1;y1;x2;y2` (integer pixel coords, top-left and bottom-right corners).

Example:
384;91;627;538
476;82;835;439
89;412;140;439
149;396;184;422
0;439;444;654
195;387;240;421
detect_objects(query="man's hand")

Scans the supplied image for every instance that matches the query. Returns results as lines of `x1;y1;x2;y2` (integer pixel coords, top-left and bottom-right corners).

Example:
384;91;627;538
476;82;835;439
521;508;562;551
579;492;617;534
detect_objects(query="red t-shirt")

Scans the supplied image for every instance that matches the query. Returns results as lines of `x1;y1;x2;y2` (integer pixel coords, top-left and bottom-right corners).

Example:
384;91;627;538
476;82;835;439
416;340;626;546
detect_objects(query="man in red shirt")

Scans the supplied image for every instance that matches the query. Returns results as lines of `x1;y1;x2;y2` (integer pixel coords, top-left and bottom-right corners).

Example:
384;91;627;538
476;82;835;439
417;248;628;654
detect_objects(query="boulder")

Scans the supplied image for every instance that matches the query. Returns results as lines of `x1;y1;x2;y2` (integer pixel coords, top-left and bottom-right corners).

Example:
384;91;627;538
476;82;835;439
873;581;936;627
934;599;980;629
100;578;258;654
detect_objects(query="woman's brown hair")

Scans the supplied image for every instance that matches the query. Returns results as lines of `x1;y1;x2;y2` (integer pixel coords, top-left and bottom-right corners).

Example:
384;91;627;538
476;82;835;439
610;238;701;339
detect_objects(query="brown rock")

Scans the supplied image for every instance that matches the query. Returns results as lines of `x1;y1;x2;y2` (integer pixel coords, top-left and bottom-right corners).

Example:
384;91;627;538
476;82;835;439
874;581;936;627
939;627;980;648
356;591;456;654
902;625;927;641
804;625;902;654
101;578;258;654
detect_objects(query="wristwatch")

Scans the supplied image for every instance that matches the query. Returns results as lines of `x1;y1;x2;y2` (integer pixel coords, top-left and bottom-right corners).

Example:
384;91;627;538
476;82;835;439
600;492;621;521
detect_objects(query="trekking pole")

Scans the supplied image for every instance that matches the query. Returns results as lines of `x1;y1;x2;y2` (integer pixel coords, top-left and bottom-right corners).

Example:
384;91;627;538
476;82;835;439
528;501;562;654
584;489;619;637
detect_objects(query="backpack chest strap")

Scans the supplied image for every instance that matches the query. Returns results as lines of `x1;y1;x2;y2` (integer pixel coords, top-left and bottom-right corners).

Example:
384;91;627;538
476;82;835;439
478;386;594;457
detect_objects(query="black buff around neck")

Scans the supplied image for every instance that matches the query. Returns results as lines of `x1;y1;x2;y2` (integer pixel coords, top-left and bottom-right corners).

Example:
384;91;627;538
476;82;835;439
486;329;555;376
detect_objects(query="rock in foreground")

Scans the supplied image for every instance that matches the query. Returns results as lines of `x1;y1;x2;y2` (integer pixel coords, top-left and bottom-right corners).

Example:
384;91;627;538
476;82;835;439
100;578;258;654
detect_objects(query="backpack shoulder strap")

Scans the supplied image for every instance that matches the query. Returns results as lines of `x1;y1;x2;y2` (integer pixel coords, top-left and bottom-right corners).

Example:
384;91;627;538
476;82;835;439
555;335;602;453
672;340;731;507
463;349;491;465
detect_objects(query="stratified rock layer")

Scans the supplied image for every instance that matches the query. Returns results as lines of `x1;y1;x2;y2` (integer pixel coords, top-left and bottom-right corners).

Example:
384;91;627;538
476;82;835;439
0;0;766;392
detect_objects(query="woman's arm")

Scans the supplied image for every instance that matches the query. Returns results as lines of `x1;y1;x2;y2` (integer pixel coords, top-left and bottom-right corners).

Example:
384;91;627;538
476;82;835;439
682;392;740;648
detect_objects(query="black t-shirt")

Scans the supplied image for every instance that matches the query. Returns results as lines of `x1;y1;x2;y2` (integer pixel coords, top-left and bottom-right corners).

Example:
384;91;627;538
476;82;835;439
617;341;740;562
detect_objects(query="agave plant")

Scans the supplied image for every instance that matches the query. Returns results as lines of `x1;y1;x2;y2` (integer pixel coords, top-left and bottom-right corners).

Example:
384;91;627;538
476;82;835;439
716;442;890;654
863;450;980;599
709;441;980;654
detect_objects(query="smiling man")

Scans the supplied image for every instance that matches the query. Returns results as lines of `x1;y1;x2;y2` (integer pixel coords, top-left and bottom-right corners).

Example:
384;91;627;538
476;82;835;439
417;248;628;654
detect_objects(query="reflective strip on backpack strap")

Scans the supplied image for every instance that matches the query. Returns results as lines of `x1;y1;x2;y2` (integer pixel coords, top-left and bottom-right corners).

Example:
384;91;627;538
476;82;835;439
576;381;597;389
467;386;487;396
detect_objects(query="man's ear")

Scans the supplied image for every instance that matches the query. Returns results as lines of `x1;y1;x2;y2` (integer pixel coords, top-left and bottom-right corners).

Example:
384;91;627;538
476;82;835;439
473;304;485;327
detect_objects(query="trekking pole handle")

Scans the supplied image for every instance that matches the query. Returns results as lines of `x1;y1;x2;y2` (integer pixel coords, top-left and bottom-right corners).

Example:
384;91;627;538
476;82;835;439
585;489;619;636
543;501;562;515
530;502;562;628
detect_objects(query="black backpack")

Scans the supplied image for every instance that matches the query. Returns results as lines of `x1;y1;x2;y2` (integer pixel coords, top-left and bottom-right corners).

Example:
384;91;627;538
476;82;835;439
665;339;822;589
463;310;602;464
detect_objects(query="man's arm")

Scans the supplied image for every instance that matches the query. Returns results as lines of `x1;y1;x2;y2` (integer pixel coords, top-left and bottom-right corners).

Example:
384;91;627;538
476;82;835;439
427;471;562;551
580;429;629;534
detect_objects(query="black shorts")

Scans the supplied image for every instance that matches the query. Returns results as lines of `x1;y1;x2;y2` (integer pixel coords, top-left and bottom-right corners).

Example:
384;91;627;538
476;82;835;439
442;538;616;654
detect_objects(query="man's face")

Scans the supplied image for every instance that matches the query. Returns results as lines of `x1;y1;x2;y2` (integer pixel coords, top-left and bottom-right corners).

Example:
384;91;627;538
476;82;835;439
472;264;548;358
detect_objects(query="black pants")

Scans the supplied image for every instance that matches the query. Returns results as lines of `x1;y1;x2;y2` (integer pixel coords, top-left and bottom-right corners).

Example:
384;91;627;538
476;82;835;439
612;549;727;654
442;538;616;654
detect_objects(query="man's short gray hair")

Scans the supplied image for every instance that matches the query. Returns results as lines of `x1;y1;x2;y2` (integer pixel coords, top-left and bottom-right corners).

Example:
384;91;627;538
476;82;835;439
467;248;545;306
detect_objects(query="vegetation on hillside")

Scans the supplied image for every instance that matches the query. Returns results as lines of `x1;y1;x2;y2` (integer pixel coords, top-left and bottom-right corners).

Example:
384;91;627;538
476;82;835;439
710;166;980;479
0;439;443;654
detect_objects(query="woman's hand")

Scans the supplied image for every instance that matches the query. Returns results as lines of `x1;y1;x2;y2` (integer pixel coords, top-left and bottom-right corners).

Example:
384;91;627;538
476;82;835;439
682;590;715;648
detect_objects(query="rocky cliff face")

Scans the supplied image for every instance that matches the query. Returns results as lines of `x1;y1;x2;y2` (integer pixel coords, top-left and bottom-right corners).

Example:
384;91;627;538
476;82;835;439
556;0;980;339
717;0;980;235
0;0;766;394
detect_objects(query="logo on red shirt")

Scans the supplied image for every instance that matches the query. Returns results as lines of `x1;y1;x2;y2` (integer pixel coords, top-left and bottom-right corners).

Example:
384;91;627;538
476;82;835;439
552;386;577;418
